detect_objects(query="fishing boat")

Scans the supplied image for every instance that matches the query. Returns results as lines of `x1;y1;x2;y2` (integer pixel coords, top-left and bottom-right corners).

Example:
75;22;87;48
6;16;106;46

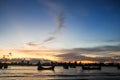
0;63;8;69
63;65;69;69
37;65;55;70
70;65;76;68
0;64;3;69
63;62;69;69
3;63;8;69
37;61;55;70
69;65;76;68
69;61;77;68
117;64;120;69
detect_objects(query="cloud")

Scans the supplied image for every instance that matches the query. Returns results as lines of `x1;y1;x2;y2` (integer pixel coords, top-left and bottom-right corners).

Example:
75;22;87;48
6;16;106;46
26;12;65;47
44;37;55;42
55;44;120;61
56;52;92;61
69;44;120;52
41;12;65;45
105;39;120;42
54;12;65;34
24;38;120;50
42;36;55;44
9;43;120;62
41;0;65;33
26;42;39;47
34;13;64;46
25;37;55;48
25;12;65;47
24;42;120;61
99;45;120;52
25;1;65;47
56;52;120;62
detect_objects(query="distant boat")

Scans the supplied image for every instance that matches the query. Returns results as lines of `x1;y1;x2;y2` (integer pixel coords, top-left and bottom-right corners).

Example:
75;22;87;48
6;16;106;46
37;61;55;70
82;65;101;70
3;63;8;69
37;65;55;70
63;62;69;69
0;62;3;69
0;63;8;69
69;61;77;68
70;66;76;68
69;65;76;68
117;64;120;69
0;65;3;69
63;65;69;69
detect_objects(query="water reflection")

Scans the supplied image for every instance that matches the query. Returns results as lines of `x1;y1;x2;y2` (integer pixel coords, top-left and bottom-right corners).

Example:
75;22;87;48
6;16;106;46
0;66;120;80
38;69;55;75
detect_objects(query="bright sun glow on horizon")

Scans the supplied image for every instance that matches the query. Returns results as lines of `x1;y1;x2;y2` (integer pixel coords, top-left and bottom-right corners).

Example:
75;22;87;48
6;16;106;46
0;49;62;61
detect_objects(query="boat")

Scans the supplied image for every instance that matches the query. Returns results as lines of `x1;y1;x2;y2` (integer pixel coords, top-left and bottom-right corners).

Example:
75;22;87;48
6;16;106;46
63;62;69;69
37;61;55;70
82;65;101;70
0;62;3;69
70;66;76;68
3;63;8;69
37;65;55;70
117;64;120;69
69;61;77;68
0;65;3;69
63;65;69;69
0;63;8;69
69;65;76;68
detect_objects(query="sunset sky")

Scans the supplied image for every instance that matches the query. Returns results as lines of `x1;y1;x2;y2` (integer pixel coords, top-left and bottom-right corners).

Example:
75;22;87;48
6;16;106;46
0;0;120;62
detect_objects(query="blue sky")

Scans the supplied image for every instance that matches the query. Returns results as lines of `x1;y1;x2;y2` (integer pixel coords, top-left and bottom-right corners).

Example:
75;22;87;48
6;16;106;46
0;0;120;60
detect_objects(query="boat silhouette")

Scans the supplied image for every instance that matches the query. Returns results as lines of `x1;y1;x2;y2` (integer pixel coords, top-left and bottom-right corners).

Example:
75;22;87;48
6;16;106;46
37;61;55;70
37;65;55;70
117;64;120;69
63;65;69;69
63;62;69;69
0;62;8;69
69;61;77;68
3;63;8;69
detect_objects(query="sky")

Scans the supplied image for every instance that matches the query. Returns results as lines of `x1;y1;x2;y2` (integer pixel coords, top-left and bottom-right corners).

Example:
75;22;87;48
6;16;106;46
0;0;120;62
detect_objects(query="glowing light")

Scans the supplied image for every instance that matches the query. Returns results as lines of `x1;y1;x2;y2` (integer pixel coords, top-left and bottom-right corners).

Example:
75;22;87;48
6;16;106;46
81;60;99;64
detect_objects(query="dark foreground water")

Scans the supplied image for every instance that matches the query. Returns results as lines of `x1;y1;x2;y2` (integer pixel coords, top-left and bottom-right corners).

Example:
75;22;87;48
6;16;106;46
0;66;120;80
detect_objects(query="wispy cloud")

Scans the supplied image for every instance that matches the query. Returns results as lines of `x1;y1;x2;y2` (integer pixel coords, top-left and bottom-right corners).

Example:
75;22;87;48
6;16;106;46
26;1;65;48
39;12;65;45
26;42;39;47
41;36;55;44
41;0;65;33
105;39;120;43
60;44;120;52
54;12;65;34
56;52;92;61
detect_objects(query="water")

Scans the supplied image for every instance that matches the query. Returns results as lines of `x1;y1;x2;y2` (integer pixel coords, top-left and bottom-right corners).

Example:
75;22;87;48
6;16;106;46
0;66;120;80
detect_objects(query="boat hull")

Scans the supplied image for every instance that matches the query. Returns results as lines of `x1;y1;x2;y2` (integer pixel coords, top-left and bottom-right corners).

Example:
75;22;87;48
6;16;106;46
37;66;55;70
